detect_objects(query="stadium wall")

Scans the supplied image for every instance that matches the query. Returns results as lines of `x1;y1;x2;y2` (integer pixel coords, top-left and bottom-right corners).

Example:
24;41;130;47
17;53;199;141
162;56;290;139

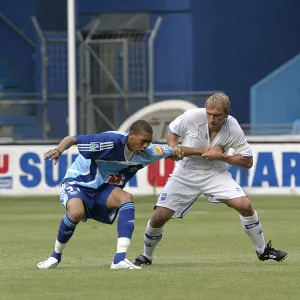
0;144;300;196
0;0;36;92
2;0;300;125
250;54;300;125
191;0;300;124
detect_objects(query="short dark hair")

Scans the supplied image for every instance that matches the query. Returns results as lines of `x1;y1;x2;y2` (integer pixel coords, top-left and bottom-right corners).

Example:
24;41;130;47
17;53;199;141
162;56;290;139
130;120;153;134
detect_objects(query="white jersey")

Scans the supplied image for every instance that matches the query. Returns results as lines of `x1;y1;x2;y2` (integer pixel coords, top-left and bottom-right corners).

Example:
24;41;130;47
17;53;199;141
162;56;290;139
169;108;252;172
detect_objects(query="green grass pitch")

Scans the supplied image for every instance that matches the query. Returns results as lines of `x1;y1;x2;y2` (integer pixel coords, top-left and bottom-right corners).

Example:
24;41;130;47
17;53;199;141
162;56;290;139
0;195;299;300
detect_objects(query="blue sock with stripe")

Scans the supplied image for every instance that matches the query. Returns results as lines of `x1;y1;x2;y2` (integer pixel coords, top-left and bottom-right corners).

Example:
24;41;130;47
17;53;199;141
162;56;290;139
51;214;78;262
113;202;135;264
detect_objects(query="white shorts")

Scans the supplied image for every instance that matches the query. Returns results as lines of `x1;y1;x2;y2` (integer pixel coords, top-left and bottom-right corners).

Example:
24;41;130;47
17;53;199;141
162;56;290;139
156;168;246;218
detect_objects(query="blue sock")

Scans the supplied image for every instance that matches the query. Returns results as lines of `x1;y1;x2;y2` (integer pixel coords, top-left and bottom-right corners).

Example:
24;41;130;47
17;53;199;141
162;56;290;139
51;251;62;262
114;253;126;264
117;202;135;238
51;214;78;262
113;202;135;264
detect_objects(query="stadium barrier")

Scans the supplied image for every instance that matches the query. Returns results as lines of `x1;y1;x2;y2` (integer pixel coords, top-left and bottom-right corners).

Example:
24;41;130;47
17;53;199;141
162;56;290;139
0;143;300;196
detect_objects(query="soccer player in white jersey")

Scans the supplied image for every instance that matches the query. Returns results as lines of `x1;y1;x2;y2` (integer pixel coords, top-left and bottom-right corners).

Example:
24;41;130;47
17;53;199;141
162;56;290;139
134;93;287;267
37;120;223;270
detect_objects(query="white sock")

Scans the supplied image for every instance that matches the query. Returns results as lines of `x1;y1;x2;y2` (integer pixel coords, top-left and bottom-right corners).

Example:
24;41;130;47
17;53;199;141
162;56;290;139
240;210;266;254
143;220;164;260
116;237;131;253
55;239;66;254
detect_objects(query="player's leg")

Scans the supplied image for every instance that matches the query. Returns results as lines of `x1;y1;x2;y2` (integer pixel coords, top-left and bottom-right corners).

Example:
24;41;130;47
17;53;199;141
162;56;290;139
93;184;140;269
134;206;174;266
109;188;138;269
203;171;287;261
37;185;86;269
134;169;201;266
223;196;266;252
224;196;287;261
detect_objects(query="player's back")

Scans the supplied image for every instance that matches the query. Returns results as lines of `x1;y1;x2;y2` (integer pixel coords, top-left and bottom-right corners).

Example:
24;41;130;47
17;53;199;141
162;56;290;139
62;132;173;189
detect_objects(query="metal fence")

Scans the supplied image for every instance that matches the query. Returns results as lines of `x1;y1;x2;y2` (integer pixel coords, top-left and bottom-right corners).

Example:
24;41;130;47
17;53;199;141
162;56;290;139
31;15;222;136
1;15;300;141
78;16;160;133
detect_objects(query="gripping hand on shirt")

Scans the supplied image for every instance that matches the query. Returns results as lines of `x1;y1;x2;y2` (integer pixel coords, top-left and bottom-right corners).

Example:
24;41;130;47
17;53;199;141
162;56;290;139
194;145;225;159
170;145;224;161
169;146;184;161
201;146;226;160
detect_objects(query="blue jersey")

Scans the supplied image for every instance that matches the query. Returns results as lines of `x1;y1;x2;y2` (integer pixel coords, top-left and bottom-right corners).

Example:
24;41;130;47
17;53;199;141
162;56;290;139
62;131;173;189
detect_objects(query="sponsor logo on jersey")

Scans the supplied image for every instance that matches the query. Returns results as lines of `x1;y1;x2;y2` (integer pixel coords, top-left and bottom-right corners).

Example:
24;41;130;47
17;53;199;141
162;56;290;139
154;145;164;155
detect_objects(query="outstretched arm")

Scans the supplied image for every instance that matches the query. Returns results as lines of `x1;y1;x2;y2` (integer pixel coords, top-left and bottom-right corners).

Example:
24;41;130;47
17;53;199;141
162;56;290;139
176;146;207;157
44;136;77;165
167;131;224;160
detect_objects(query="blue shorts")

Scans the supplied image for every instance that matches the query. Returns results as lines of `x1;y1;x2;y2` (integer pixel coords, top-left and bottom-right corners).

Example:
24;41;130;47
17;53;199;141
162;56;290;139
59;183;119;224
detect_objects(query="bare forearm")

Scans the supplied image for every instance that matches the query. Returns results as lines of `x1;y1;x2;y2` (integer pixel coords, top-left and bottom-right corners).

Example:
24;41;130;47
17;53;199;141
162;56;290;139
179;146;207;157
219;154;253;169
56;136;77;154
168;132;206;157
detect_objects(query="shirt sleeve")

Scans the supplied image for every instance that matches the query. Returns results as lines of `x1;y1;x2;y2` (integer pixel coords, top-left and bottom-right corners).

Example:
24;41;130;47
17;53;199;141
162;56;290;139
144;144;174;162
75;133;115;160
229;124;253;158
168;113;188;137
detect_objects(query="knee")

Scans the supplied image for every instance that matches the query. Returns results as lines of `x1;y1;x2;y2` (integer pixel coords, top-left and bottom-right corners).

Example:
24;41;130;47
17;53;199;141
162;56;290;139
120;192;134;205
237;199;254;217
67;200;85;222
68;209;84;223
151;208;173;228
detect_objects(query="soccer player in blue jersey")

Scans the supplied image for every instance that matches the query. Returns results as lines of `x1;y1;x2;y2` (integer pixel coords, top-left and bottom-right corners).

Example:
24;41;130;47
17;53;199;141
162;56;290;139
37;120;223;270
